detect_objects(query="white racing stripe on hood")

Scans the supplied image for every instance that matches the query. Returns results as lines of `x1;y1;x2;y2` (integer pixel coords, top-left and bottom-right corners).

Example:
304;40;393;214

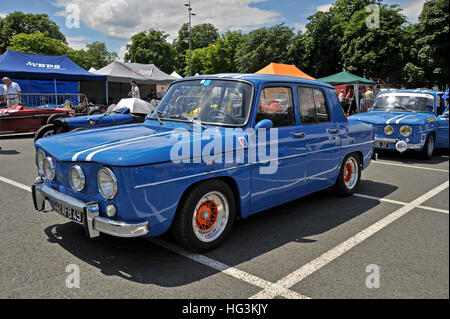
386;114;405;125
395;114;415;124
71;131;170;162
85;131;173;162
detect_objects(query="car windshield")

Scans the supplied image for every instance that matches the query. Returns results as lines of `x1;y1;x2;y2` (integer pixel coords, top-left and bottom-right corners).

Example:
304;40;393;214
148;79;253;126
373;93;435;113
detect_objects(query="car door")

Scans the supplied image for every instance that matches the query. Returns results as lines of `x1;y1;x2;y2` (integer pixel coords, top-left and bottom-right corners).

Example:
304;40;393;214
297;86;341;192
250;85;309;214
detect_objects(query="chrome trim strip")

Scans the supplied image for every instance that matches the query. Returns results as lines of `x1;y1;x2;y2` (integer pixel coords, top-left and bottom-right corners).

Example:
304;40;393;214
134;165;250;189
134;140;374;189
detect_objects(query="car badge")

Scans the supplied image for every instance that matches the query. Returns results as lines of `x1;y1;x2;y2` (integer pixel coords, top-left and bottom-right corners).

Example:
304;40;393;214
238;136;247;148
89;119;95;126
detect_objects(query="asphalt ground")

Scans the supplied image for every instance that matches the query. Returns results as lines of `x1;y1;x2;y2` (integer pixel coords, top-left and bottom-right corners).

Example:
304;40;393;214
0;134;448;299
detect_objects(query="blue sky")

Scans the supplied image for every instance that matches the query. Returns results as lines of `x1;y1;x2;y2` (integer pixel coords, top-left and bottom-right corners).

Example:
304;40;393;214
0;0;425;60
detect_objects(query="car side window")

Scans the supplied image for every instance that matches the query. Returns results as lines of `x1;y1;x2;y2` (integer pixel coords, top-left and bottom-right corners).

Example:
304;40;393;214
297;87;316;124
256;87;295;127
314;89;330;122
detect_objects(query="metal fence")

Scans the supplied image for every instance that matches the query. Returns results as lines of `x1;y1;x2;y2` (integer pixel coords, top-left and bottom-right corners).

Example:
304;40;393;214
1;93;88;108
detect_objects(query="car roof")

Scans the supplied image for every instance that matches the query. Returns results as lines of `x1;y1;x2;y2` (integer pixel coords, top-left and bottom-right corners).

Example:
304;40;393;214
180;73;334;89
380;89;444;96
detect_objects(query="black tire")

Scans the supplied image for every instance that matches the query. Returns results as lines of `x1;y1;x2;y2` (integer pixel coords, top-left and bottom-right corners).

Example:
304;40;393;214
335;153;362;196
46;113;65;124
34;124;56;142
88;109;102;115
171;179;236;252
421;134;434;159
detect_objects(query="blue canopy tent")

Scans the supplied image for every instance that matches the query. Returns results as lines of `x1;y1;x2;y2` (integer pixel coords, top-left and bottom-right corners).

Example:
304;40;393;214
0;50;107;104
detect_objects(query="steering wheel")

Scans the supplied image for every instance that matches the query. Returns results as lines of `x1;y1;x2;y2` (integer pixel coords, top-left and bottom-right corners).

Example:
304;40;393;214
203;108;237;124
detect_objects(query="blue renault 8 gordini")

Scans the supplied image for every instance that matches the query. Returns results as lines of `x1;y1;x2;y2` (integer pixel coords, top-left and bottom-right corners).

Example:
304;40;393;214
32;74;374;252
349;89;449;159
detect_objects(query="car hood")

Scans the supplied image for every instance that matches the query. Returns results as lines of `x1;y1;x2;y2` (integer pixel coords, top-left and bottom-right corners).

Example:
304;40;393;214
35;123;247;166
348;111;436;125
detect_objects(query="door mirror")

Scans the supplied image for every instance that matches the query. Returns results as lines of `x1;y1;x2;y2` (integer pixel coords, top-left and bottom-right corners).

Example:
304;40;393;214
255;119;273;131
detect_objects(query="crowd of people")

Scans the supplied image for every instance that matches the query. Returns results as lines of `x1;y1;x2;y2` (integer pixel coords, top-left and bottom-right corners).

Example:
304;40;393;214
128;80;167;103
338;86;376;115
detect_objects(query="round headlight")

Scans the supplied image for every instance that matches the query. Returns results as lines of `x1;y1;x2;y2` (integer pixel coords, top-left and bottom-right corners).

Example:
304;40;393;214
43;156;55;180
69;165;86;192
36;149;46;175
384;125;394;135
399;125;412;137
97;167;117;200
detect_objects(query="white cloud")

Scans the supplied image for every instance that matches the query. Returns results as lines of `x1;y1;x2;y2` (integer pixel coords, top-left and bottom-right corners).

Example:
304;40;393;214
53;0;281;41
316;3;332;12
399;0;426;23
66;36;88;50
117;44;129;61
0;12;7;18
293;23;306;32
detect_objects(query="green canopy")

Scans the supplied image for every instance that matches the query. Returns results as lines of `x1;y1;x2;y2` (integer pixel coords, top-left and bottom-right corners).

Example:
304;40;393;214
317;71;375;85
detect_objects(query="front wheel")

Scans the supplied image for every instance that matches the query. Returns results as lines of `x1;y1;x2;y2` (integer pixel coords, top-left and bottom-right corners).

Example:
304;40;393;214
335;153;361;196
171;179;236;252
421;134;434;159
34;124;56;142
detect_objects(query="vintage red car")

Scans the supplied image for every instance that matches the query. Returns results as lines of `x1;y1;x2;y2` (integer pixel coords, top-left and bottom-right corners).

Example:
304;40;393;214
0;104;75;135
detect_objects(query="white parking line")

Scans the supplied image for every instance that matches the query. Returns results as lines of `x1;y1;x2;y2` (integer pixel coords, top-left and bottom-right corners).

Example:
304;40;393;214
354;193;449;214
250;181;449;299
0;176;32;192
151;238;310;299
373;160;449;173
0;175;309;299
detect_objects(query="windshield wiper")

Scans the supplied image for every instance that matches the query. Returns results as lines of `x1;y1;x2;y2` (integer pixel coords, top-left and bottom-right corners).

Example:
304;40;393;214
392;104;414;112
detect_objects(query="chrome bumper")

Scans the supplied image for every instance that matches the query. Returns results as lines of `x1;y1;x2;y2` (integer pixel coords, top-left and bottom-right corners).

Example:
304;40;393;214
32;178;149;238
374;138;424;150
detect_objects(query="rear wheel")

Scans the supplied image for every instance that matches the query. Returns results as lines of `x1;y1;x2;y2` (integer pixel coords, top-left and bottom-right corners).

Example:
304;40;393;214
34;124;56;142
421;134;434;159
335;153;361;196
171;179;236;252
46;113;65;124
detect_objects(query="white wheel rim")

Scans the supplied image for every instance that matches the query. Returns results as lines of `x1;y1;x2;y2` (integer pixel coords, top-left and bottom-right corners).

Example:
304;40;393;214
343;157;359;189
192;191;229;243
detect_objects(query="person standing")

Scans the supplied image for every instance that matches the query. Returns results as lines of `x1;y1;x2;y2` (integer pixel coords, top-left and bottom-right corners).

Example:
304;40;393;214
2;77;21;107
365;87;374;100
157;86;167;99
129;80;140;99
0;82;5;107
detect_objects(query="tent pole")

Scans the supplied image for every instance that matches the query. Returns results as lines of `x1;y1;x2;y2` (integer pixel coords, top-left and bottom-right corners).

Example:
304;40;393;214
354;84;359;114
106;80;109;105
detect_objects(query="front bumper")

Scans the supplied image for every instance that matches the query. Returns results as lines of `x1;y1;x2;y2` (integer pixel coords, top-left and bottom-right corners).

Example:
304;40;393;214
374;137;424;151
32;178;149;238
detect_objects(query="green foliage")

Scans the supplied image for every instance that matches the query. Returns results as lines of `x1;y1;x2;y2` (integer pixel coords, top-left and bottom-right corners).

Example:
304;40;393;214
340;4;408;87
185;31;242;76
124;29;176;74
235;24;294;73
0;11;66;53
174;23;219;75
7;32;70;56
85;42;118;70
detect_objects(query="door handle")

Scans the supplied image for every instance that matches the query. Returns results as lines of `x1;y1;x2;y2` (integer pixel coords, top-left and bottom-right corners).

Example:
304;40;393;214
328;128;340;134
292;132;306;138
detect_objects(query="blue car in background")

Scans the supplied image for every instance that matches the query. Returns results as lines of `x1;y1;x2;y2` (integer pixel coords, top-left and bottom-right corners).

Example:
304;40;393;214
34;98;156;141
349;89;449;159
32;74;374;252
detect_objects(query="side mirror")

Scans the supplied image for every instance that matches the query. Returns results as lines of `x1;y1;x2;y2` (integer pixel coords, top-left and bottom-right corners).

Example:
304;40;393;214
255;119;273;131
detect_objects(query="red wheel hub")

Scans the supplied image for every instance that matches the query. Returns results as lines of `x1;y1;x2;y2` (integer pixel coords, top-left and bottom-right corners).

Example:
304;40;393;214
344;163;352;182
195;200;218;231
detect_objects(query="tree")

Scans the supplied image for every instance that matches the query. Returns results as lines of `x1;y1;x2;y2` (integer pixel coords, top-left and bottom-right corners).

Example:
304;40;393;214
340;4;408;87
124;29;176;74
413;0;449;89
235;24;294;73
0;11;66;53
184;30;242;76
7;32;69;56
85;42;118;70
174;23;219;75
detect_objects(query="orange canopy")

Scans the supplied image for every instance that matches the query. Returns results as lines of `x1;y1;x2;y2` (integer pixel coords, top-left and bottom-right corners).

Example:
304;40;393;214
255;62;315;80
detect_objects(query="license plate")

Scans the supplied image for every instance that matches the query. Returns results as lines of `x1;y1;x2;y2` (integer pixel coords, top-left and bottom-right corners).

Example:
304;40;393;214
53;200;84;223
375;140;390;148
